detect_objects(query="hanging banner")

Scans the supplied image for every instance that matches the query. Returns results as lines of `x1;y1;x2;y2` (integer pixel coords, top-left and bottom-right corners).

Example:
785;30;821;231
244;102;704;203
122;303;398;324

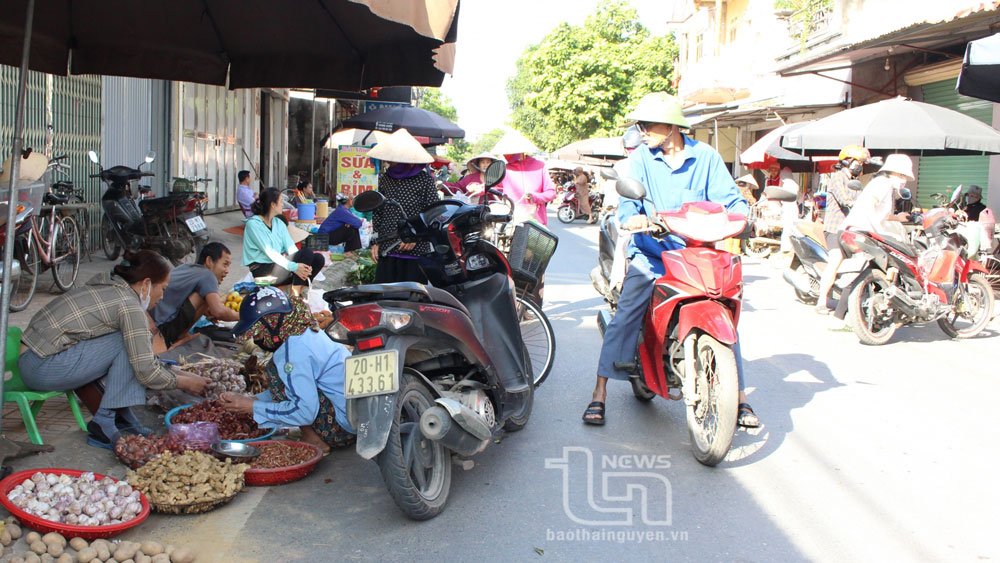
337;146;378;198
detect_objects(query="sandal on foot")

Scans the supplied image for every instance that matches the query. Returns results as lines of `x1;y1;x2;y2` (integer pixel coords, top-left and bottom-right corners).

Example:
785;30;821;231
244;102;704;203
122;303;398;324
738;403;760;428
582;401;606;426
814;305;832;315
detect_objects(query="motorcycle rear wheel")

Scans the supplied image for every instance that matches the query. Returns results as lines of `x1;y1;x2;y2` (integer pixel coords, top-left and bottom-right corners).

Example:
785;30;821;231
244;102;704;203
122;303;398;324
685;334;739;467
557;206;576;224
846;270;897;346
378;372;452;520
100;215;121;261
938;273;994;338
503;375;533;432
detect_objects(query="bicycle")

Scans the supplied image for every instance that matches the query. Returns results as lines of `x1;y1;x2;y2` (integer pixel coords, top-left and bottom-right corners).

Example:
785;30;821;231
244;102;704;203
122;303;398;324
18;186;82;302
49;154;92;262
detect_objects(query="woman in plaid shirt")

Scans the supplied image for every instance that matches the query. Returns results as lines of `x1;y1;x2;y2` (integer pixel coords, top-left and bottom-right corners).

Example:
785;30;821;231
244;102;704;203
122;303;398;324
18;250;209;448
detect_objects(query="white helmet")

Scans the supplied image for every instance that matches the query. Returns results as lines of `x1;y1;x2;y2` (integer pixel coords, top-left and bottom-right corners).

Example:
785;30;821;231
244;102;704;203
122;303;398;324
879;154;914;180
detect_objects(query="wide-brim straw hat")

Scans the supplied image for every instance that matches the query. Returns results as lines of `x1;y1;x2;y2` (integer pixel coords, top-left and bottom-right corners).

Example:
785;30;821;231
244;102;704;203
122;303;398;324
736;174;759;188
367;129;433;164
287;224;310;243
492;130;540;156
0;151;48;183
465;152;499;167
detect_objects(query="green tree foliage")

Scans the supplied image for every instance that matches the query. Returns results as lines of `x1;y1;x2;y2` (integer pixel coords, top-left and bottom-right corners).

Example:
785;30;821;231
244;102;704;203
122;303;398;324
415;87;459;122
506;1;677;151
469;128;507;157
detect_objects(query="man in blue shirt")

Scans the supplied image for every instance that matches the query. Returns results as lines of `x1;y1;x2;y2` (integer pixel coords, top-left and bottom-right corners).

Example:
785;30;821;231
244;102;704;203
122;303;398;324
582;92;759;428
316;193;363;254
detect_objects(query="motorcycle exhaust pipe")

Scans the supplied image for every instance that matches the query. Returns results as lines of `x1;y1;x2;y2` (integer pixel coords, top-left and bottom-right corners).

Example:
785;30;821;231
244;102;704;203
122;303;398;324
420;405;489;456
884;285;922;318
782;268;815;296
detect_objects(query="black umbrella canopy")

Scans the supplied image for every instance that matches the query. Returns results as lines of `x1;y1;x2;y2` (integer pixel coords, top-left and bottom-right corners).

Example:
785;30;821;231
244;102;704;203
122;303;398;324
958;32;1000;103
342;105;465;139
780;97;1000;157
0;0;460;89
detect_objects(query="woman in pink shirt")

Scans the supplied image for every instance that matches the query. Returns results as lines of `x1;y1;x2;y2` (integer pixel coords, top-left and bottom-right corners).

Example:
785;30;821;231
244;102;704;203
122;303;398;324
492;132;557;226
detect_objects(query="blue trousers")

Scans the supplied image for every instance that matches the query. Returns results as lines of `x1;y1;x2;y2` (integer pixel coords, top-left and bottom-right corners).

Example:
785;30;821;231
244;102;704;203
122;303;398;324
597;257;745;387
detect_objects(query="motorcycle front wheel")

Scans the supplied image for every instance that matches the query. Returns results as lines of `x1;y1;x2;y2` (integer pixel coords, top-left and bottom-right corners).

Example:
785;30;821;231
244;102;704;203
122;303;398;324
938;273;994;338
685;334;739;467
557;205;576;224
100;215;121;261
378;372;452;520
846;270;897;345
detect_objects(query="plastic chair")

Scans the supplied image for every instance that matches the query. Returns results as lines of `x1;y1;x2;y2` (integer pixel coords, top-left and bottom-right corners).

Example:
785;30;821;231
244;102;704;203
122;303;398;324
3;327;88;445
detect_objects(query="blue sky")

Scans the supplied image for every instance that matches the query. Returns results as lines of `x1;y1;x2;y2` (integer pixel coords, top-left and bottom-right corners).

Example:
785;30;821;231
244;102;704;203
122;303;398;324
439;0;672;141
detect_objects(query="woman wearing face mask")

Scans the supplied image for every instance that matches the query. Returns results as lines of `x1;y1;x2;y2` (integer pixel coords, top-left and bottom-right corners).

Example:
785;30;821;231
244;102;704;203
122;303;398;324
841;154;914;238
492;131;557;226
368;129;440;284
17;250;209;448
440;152;500;203
220;287;355;455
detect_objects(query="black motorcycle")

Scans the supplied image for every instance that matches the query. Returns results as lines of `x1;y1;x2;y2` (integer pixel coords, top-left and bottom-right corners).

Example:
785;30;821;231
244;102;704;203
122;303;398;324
87;150;209;265
322;161;552;520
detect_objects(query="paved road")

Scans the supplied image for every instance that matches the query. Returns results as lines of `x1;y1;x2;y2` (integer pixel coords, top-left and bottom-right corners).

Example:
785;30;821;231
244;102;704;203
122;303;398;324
8;211;998;561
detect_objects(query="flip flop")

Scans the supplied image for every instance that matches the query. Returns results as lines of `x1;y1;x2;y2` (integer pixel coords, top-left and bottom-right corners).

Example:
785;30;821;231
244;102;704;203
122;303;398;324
738;403;760;428
582;401;606;426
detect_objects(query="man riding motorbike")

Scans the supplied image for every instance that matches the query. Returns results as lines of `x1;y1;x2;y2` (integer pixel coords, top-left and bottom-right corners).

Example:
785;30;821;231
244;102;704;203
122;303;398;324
815;145;870;315
582;92;759;428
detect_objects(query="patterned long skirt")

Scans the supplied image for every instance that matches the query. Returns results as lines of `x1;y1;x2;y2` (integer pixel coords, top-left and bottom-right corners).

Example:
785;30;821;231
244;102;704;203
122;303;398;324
266;362;355;449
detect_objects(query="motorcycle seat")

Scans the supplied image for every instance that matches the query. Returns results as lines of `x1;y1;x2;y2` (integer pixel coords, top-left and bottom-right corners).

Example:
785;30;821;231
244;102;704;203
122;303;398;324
324;282;471;318
877;234;918;258
43;192;70;205
138;194;192;214
52;180;74;191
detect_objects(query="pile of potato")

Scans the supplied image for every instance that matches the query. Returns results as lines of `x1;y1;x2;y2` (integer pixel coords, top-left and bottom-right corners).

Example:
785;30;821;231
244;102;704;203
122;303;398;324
0;519;196;563
126;452;247;509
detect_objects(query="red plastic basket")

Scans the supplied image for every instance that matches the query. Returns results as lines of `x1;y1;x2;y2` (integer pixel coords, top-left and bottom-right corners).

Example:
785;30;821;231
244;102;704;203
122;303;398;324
0;469;151;540
243;441;323;487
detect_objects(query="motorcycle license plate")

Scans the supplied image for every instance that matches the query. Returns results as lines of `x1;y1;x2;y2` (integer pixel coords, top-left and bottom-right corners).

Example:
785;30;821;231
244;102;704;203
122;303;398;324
344;350;398;399
185;215;207;232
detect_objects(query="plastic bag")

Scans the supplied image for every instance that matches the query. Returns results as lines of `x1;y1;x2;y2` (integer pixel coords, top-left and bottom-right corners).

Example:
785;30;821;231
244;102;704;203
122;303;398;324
359;219;373;248
168;421;219;452
307;287;329;313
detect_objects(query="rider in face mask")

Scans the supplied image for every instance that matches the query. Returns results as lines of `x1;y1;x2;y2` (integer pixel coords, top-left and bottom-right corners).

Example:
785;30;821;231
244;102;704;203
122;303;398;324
964;185;987;221
841;154;915;239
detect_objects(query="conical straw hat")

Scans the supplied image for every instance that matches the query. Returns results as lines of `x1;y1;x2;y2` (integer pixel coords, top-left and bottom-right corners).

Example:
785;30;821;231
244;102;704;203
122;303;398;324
492;130;540;156
0;150;48;183
367;129;433;164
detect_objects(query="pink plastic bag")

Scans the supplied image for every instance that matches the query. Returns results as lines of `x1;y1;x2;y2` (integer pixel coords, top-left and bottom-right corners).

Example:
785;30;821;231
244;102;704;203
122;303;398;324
168;421;220;452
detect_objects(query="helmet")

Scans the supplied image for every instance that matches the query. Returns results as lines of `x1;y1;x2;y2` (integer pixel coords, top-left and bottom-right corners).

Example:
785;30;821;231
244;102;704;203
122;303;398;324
838;145;871;163
878;154;914;180
622;125;643;149
625;92;690;129
233;286;292;336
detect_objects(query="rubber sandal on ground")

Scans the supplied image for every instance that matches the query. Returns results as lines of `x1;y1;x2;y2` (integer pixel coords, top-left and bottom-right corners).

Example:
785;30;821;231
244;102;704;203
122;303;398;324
814;306;832;315
582;401;606;426
738;403;760;428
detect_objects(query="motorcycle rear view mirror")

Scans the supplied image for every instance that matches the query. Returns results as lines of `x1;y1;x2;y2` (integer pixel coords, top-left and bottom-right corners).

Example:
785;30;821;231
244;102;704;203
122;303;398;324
616;177;647;201
484;160;506;188
600;168;618;181
847;180;863;191
898;187;912;201
353;190;385;213
144;151;156;164
87;150;100;165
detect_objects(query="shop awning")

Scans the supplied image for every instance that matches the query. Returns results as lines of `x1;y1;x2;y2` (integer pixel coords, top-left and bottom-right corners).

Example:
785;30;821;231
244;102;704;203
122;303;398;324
777;5;1000;77
684;103;846;129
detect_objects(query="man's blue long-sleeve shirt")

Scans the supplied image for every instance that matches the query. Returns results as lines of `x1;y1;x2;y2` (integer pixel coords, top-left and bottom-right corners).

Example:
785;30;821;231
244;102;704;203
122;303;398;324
317;204;364;235
617;137;748;269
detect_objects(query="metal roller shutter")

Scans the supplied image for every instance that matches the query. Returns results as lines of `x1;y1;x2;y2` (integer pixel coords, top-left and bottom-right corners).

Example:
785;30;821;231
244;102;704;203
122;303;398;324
916;79;993;208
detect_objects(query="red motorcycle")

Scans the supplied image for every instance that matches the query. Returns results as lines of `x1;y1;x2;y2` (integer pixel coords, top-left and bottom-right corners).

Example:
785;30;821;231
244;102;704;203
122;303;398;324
556;185;603;224
839;209;995;345
597;178;748;466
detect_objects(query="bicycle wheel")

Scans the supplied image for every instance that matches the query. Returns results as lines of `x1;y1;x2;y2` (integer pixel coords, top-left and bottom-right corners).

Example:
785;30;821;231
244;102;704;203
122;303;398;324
51;216;81;292
515;296;556;387
8;232;38;312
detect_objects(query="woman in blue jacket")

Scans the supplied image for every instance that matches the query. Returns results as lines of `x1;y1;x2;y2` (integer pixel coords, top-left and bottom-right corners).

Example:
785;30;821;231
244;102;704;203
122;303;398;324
316;193;363;254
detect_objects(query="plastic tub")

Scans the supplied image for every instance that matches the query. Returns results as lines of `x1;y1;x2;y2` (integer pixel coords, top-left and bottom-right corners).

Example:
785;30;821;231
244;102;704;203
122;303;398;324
164;404;275;443
297;202;316;221
0;469;150;540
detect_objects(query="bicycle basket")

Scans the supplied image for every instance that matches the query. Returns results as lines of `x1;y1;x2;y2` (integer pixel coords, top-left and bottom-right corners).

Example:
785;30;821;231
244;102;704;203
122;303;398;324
507;220;558;286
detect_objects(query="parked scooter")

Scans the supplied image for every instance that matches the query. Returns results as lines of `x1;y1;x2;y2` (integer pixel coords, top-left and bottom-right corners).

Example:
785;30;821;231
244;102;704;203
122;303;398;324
838;208;994;345
594;173;750;466
557;185;603;223
322;161;545;519
88;151;209;266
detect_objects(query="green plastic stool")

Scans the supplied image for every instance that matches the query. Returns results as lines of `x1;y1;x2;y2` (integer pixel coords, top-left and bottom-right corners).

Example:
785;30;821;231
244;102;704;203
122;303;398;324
3;327;88;445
